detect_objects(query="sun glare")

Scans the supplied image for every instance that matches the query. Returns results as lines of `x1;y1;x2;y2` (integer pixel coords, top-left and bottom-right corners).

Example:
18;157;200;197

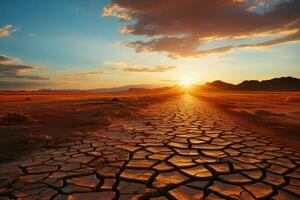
180;79;193;87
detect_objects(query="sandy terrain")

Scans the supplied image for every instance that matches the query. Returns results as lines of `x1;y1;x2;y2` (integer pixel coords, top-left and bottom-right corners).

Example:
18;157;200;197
0;89;182;162
193;91;300;148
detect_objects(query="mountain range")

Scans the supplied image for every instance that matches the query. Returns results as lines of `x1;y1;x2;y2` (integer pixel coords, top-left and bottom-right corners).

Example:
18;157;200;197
201;77;300;91
37;77;300;92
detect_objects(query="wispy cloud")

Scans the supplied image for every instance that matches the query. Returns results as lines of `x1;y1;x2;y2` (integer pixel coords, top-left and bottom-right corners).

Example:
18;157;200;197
161;79;177;83
0;24;18;37
105;61;176;72
124;65;175;72
27;33;36;37
63;70;104;79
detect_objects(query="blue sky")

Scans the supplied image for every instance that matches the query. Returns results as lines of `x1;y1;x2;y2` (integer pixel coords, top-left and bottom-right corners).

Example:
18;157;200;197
0;0;119;68
0;0;300;89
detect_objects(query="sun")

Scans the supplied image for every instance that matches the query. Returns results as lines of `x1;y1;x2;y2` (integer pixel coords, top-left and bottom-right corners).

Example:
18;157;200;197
180;79;193;87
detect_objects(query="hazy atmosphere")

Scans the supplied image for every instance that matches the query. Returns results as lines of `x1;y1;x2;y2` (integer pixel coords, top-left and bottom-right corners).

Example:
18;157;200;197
1;0;300;90
0;1;300;199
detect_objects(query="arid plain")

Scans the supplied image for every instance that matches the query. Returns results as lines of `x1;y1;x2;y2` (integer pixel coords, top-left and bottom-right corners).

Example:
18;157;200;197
0;88;181;161
0;89;299;199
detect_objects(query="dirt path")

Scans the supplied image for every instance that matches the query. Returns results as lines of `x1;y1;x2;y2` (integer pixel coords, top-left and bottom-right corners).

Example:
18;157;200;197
0;94;299;199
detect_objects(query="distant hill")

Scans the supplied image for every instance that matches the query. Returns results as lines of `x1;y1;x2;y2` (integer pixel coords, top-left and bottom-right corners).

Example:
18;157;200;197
127;86;171;93
39;84;161;93
89;84;161;92
202;80;236;90
201;77;300;91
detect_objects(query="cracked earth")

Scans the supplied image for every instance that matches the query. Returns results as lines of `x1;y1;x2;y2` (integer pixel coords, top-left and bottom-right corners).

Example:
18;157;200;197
0;94;299;199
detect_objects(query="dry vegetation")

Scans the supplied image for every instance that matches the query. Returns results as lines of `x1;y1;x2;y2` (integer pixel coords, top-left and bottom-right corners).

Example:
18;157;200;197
0;90;181;162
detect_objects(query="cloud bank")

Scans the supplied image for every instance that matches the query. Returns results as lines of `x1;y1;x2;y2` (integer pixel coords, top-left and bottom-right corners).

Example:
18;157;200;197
0;55;49;80
104;0;300;58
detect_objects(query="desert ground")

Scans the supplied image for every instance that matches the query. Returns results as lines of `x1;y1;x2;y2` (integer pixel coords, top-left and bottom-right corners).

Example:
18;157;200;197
0;89;182;161
0;90;299;199
194;91;300;149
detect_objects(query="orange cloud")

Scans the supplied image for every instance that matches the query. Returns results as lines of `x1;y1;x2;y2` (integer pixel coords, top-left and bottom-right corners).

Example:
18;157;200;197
103;4;131;21
0;24;18;37
104;0;300;57
124;65;176;72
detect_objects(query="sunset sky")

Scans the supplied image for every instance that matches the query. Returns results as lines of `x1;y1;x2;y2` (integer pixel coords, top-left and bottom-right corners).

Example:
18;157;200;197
0;0;300;90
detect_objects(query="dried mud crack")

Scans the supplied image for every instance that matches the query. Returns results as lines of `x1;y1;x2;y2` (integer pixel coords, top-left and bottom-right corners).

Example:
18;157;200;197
0;94;299;199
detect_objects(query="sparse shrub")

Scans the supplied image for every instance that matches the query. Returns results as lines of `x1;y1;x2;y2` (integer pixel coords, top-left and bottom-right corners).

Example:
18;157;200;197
111;98;120;102
22;134;55;147
1;112;30;123
72;132;88;137
73;115;112;127
39;134;55;142
255;110;286;117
